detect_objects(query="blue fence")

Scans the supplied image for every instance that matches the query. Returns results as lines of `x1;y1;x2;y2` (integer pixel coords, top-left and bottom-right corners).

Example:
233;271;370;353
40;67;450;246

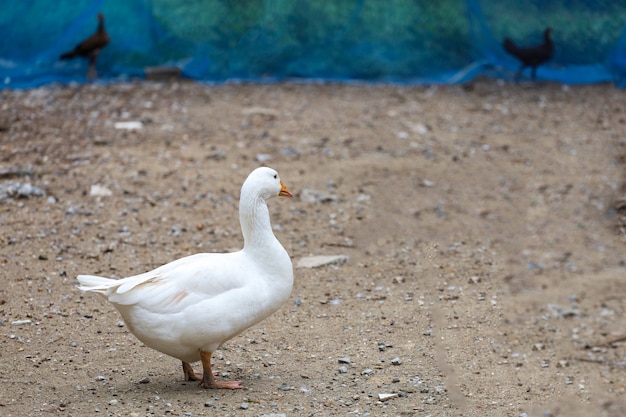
1;0;625;89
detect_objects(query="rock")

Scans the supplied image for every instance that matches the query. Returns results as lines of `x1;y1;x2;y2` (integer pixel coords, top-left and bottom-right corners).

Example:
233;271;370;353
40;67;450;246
241;107;280;118
0;181;46;201
90;184;112;197
11;319;32;325
296;255;348;269
16;183;44;198
300;188;338;204
391;357;402;365
378;393;398;402
557;359;569;368
468;275;481;284
255;153;272;162
338;357;351;364
338;365;348;374
114;121;143;130
546;304;580;318
393;276;405;284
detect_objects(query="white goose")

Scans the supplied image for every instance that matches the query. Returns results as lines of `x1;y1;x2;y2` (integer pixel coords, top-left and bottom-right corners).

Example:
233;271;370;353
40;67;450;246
77;167;294;389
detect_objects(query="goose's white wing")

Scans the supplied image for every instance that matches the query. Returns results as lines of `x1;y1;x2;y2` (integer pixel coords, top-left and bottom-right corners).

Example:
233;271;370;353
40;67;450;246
78;252;248;315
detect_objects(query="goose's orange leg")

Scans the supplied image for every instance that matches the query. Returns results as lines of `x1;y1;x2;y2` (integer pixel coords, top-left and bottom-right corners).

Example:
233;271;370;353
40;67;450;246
198;351;242;389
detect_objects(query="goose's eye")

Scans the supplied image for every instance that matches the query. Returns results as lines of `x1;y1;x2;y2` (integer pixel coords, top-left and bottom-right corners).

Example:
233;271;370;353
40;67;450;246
273;174;277;179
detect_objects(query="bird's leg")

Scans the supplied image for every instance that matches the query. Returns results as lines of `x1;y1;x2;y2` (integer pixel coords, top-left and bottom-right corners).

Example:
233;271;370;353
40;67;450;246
514;65;523;83
87;62;97;80
182;361;202;381
87;51;100;80
182;360;219;381
198;351;243;389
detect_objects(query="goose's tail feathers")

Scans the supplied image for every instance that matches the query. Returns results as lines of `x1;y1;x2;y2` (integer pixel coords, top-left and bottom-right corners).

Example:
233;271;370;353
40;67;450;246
76;274;116;294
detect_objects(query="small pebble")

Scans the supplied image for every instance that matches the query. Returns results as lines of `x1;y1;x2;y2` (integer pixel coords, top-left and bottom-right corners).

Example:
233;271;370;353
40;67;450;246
337;357;351;364
114;121;143;130
255;153;272;162
296;255;348;269
90;184;113;197
338;366;348;374
391;357;402;365
469;275;481;284
378;393;398;402
240;403;249;410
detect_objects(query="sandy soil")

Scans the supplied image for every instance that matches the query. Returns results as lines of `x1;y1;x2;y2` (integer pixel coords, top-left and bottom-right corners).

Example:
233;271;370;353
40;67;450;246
0;80;625;417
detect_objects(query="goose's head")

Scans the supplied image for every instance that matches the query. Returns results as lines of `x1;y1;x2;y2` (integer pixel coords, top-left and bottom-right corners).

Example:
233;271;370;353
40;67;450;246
242;167;293;201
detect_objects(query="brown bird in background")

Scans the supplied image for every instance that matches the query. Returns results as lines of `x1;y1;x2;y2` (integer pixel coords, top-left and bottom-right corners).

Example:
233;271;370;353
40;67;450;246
503;27;553;81
60;13;109;79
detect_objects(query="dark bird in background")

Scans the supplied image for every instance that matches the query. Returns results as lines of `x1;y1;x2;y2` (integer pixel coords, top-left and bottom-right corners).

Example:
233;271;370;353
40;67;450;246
503;27;553;82
60;13;109;79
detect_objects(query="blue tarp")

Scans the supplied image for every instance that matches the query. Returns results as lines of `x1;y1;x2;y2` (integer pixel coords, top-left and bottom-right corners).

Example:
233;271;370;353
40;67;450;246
1;0;626;89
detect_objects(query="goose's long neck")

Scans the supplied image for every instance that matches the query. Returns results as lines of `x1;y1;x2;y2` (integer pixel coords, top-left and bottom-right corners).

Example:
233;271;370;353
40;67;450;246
239;193;275;250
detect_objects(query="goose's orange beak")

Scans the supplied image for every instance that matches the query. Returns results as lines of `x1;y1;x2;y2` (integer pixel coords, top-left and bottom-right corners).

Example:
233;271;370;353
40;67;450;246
279;180;293;198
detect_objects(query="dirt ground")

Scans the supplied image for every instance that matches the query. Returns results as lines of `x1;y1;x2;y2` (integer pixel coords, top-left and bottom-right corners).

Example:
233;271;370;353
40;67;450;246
0;80;625;417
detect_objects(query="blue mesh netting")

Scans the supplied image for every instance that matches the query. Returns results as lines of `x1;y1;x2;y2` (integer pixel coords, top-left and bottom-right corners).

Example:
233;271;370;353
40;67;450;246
2;0;626;89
